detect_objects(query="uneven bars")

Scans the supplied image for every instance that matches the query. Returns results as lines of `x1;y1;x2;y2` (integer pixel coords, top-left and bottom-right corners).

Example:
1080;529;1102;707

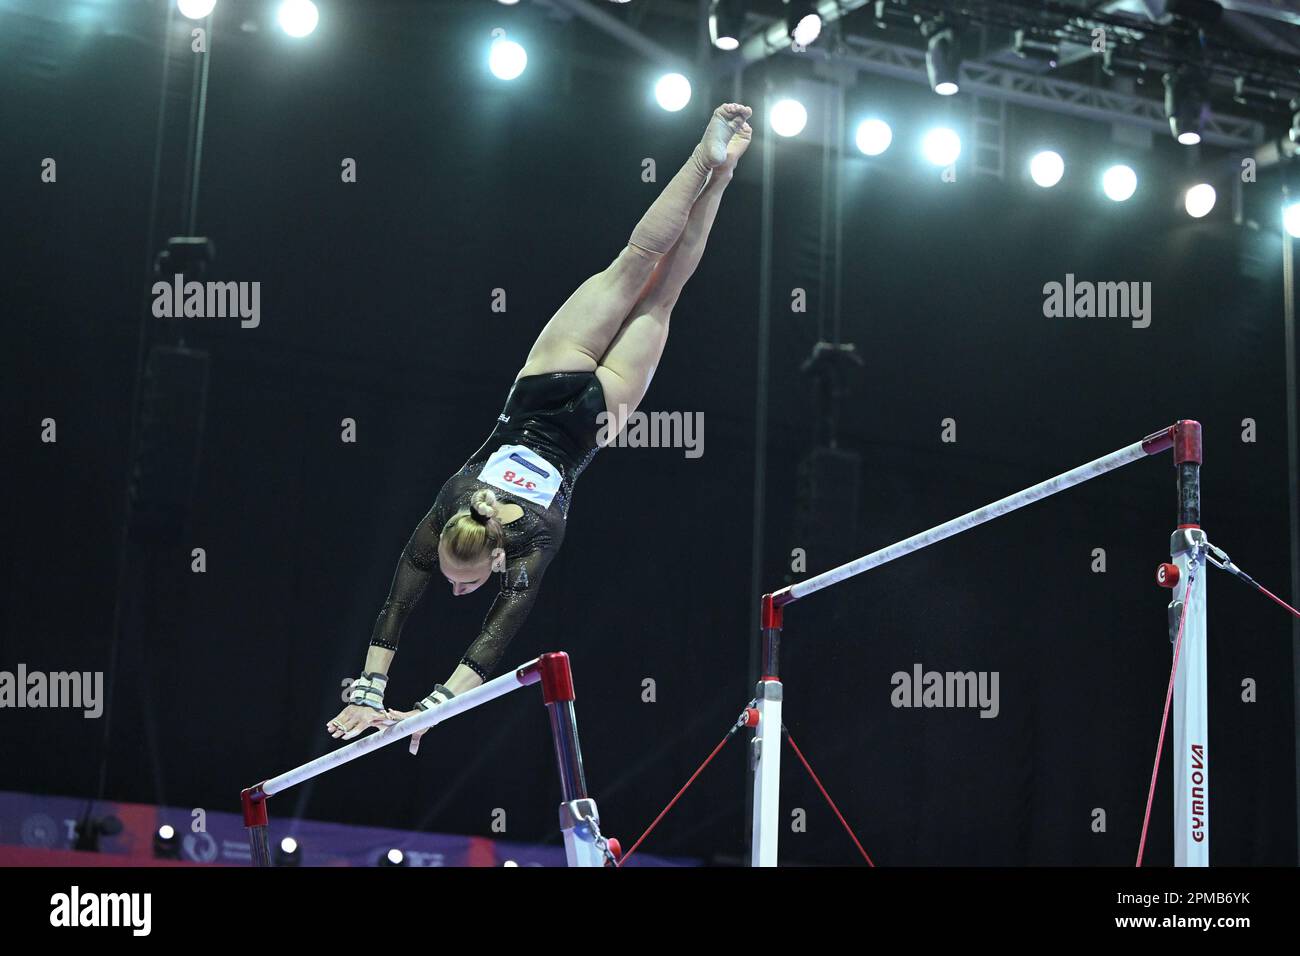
260;658;542;798
770;422;1191;608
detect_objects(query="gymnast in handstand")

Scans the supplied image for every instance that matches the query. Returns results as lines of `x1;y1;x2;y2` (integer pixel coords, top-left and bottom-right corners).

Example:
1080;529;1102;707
328;103;753;750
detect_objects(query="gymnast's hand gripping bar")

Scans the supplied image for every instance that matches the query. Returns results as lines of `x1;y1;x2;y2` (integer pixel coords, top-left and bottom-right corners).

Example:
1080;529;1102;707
240;652;613;867
264;664;542;797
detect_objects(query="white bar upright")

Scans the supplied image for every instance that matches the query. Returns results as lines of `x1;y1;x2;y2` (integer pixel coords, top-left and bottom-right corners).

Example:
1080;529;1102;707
1166;423;1208;865
750;676;782;867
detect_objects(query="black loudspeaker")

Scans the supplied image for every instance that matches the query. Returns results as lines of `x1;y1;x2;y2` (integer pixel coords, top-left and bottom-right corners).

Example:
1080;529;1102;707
128;345;210;542
792;445;862;573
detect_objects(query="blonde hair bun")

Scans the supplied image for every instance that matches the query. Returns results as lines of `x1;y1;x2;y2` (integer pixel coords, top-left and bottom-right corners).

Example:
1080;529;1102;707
471;489;500;519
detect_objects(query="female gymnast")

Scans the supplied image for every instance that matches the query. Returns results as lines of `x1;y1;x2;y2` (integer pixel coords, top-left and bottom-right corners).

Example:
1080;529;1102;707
327;103;753;751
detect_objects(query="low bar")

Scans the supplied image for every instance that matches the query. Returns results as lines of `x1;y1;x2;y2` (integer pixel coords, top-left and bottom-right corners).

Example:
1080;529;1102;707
241;653;611;867
261;659;541;797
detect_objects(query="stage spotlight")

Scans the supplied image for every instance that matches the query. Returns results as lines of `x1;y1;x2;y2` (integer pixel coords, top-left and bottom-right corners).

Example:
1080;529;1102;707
495;0;521;5
277;0;318;38
654;73;692;112
275;836;301;867
1102;164;1137;202
177;0;217;19
922;127;961;167
1029;150;1064;188
1164;69;1207;145
710;0;746;51
788;1;822;48
488;37;528;80
855;118;892;156
380;848;408;867
1184;183;1216;218
1283;201;1300;238
153;825;180;860
925;27;961;96
769;99;808;138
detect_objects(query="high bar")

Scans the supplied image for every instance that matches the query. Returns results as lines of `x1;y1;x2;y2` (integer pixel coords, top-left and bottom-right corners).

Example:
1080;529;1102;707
258;657;545;798
770;421;1200;608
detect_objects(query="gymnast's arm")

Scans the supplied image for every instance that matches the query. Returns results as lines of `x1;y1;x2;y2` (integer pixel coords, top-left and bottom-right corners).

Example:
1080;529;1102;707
366;533;438;665
328;511;439;739
445;543;557;693
382;537;557;754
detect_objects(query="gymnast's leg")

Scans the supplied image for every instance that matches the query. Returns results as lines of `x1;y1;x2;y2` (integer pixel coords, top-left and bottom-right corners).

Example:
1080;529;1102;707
595;112;752;429
516;103;753;379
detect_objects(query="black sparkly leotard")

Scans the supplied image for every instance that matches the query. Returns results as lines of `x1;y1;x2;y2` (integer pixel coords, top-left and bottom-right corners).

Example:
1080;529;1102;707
369;372;608;680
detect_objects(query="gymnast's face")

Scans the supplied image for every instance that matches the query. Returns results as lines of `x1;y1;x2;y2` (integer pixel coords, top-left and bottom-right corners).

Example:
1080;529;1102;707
438;544;492;597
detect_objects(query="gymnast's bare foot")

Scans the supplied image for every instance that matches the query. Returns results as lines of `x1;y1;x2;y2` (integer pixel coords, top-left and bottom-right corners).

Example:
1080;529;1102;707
700;103;753;168
720;114;753;171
